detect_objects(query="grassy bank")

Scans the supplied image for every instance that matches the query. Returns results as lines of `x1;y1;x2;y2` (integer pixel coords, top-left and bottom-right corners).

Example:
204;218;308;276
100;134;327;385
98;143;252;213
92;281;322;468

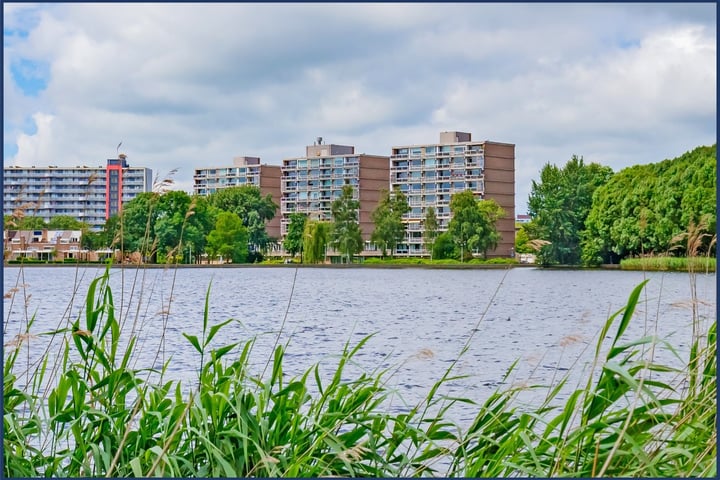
3;265;716;477
620;256;716;272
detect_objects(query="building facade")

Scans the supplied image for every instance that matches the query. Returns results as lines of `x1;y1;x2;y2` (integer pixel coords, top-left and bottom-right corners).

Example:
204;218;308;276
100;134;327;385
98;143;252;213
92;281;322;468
193;156;282;240
390;131;515;257
4;229;82;261
280;139;389;247
3;156;152;231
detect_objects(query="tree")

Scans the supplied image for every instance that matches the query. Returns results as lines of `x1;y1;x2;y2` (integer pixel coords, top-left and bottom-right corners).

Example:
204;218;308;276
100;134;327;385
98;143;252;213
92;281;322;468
476;199;506;258
422;206;439;260
206;212;249;263
12;216;47;230
47;215;88;231
207;186;278;252
283;213;307;260
514;223;534;254
448;190;506;261
330;185;363;263
302;220;331;264
370;188;410;258
528;155;613;265
432;232;458;260
582;145;716;264
117;192;161;261
118;191;217;263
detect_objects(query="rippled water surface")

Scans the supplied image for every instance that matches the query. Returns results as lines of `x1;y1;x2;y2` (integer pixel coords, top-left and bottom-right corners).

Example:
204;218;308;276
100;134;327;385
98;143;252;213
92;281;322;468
4;265;716;424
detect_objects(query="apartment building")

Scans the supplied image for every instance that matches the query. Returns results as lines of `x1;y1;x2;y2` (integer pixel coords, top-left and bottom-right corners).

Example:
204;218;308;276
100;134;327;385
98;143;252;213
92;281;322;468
3;156;152;231
390;131;515;258
193;156;282;240
280;138;389;246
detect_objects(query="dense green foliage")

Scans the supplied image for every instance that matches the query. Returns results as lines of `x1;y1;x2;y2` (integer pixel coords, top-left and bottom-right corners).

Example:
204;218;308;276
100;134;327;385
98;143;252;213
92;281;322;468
330;185;363;263
4;265;715;477
206;211;249;263
370;188;411;258
119;191;216;263
3;214;49;230
582;145;716;264
283;213;307;259
302;220;331;264
207;186;279;252
432;232;459;260
448;191;506;260
47;215;88;230
528;156;613;265
513;223;534;254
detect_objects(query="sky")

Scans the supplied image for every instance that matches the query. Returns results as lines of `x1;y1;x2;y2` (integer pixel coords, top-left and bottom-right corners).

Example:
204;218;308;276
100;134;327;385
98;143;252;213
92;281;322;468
3;2;717;214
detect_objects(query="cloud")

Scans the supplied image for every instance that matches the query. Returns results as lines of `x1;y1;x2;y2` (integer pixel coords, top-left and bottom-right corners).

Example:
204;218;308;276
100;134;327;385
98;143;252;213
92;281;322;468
3;3;716;215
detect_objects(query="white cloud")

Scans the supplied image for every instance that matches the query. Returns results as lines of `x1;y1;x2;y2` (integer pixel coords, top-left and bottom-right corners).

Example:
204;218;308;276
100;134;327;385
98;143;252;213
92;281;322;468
13;112;55;166
3;3;716;214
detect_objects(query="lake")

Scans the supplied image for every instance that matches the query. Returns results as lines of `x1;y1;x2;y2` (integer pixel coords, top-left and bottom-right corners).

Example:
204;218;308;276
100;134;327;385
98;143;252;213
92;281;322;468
3;265;716;426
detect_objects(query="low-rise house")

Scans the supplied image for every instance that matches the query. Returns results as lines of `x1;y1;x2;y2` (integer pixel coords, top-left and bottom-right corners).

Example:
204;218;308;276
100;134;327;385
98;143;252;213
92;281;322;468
3;229;92;261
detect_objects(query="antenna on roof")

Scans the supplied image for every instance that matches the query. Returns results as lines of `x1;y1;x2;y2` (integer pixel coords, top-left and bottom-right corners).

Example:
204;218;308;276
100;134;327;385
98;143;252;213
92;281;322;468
317;136;323;145
116;141;123;157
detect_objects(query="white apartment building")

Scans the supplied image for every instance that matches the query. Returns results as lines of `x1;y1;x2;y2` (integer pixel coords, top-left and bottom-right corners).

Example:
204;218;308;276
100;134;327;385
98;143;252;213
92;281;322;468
390;131;515;257
280;138;388;243
3;156;152;231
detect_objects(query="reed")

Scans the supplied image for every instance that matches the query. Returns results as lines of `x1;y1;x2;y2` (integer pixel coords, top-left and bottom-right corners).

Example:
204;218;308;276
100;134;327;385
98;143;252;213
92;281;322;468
620;256;716;272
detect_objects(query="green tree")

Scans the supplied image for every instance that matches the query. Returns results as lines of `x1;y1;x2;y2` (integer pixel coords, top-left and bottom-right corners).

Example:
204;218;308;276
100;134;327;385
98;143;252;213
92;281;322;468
432;232;458;260
206;211;249;263
370;188;410;258
13;216;47;230
117;192;160;260
283;213;307;260
582;145;716;264
528;155;613;265
47;215;88;231
330;185;363;263
448;190;506;261
117;191;217;263
207;186;278;252
476;198;506;258
514;223;534;254
422;206;439;260
302;220;330;264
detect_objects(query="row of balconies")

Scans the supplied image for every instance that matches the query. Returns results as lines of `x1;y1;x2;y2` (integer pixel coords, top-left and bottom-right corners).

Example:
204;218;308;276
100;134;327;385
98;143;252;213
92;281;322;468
390;148;484;160
391;159;484;170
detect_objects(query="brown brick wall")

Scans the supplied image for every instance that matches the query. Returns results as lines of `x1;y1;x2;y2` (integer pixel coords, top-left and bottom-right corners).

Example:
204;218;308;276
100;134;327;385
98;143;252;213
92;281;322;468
483;142;515;258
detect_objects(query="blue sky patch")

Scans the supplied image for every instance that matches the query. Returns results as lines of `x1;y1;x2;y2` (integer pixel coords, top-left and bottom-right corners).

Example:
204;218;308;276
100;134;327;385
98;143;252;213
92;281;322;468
11;58;50;97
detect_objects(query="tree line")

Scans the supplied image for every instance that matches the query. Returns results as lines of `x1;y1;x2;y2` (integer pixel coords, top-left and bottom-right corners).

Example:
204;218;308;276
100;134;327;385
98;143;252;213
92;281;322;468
517;144;716;265
5;183;508;264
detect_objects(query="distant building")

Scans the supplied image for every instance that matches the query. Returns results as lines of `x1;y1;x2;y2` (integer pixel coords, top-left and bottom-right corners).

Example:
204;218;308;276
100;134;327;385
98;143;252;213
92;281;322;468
280;138;389;247
389;131;515;257
516;214;531;224
193;156;282;240
4;229;84;261
3;155;152;231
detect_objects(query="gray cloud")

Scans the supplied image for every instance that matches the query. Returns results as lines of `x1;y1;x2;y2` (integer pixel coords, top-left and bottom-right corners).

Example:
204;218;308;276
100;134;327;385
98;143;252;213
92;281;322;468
4;3;716;213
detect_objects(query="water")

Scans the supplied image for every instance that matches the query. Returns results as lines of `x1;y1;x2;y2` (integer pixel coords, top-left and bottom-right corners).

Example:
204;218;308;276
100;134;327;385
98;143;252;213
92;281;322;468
3;265;716;426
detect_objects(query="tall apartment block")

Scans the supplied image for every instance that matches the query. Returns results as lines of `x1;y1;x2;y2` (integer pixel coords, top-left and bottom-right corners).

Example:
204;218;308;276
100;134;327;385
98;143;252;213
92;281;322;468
3;155;152;231
390;131;515;257
193;156;282;239
280;138;389;244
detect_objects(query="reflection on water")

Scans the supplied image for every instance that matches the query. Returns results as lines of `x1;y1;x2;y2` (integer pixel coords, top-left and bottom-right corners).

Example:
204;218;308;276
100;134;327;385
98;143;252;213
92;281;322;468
4;265;716;426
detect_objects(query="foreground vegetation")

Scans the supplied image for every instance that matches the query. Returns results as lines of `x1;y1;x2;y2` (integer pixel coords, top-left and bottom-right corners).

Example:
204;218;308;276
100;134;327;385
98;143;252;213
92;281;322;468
620;256;716;272
3;262;716;477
